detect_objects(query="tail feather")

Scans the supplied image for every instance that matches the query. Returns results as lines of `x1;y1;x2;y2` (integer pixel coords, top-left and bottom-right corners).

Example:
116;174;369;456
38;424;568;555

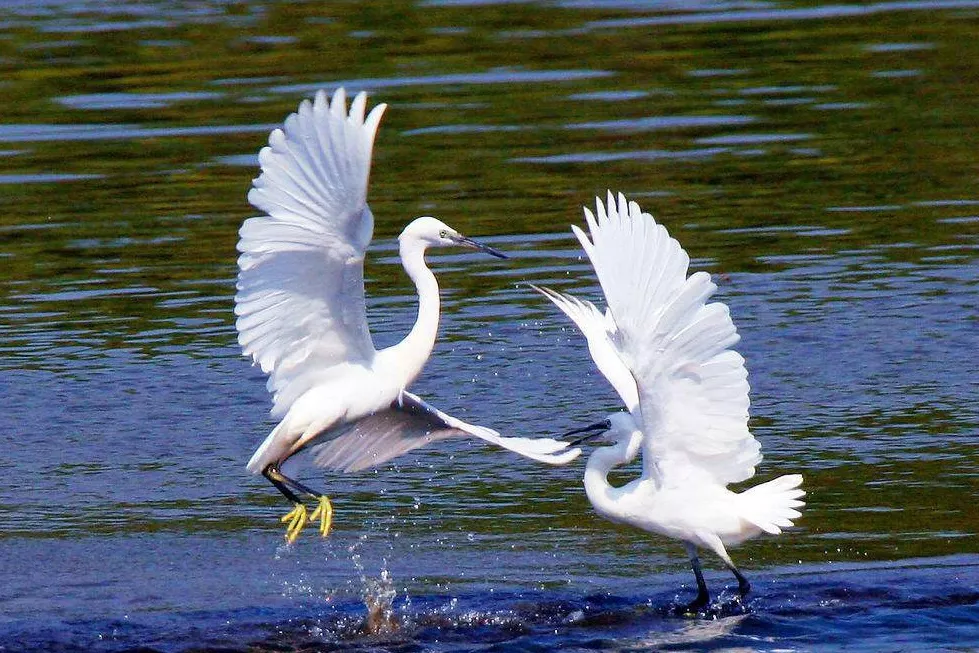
738;473;805;535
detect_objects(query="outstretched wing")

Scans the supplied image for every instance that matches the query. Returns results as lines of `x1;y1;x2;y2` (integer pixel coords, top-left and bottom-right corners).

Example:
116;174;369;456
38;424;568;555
311;391;581;472
571;192;760;484
530;285;639;414
235;88;387;418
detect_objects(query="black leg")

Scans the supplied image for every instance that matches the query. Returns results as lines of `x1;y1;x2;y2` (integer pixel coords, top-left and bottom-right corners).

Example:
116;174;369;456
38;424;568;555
263;464;302;503
263;464;324;502
730;565;751;600
676;543;710;614
689;553;710;608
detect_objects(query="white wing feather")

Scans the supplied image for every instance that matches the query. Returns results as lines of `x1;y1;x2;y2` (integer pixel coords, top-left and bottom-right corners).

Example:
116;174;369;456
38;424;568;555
530;285;639;414
400;392;581;466
235;89;387;418
310;391;581;471
563;192;761;484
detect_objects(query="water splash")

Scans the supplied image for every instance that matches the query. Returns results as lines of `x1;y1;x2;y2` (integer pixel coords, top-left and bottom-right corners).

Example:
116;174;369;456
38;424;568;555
362;568;400;636
349;537;402;636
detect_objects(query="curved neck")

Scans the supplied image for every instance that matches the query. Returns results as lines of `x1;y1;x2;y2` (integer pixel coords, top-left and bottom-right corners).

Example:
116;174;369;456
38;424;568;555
381;239;440;387
583;440;638;519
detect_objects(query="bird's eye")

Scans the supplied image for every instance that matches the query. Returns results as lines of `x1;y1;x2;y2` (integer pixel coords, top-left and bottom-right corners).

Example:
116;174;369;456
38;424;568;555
439;229;448;238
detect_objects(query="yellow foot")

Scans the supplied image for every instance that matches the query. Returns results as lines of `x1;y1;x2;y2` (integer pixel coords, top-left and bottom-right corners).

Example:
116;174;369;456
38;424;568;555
280;503;308;544
310;495;334;537
279;496;333;543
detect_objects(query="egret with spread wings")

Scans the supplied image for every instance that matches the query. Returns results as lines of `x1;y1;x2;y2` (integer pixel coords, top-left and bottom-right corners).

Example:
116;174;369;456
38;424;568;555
236;89;579;543
535;193;804;612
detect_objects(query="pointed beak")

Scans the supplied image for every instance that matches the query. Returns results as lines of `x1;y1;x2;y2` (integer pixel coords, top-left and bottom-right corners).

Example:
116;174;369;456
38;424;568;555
562;419;612;446
451;234;508;259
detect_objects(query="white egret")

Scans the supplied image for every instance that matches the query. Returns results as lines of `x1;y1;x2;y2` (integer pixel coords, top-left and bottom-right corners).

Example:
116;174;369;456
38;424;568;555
535;192;804;611
235;88;580;543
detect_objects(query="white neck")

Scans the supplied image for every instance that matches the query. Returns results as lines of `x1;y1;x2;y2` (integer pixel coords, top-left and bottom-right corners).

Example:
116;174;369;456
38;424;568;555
583;439;640;520
378;238;440;388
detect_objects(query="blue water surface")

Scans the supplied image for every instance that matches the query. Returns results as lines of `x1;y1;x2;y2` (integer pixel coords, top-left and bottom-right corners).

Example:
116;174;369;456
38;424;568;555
0;0;977;651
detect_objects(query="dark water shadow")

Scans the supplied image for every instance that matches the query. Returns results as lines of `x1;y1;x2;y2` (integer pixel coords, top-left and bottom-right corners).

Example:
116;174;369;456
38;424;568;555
7;555;975;652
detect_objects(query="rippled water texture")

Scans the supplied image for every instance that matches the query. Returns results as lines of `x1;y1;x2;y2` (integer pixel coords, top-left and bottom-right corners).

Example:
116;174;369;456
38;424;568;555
1;1;977;651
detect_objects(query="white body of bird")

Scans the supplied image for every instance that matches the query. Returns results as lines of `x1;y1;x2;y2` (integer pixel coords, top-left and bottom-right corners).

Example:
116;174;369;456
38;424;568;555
235;88;579;541
583;427;804;551
243;216;452;473
537;193;804;609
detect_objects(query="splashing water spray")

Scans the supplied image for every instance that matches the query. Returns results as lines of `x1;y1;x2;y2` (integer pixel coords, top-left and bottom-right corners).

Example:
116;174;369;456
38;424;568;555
349;535;401;635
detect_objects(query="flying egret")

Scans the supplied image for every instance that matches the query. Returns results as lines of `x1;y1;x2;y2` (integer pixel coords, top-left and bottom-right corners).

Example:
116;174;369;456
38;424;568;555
235;88;580;543
535;192;804;612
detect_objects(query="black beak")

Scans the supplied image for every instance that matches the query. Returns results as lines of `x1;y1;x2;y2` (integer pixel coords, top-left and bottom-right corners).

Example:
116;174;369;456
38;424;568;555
562;419;612;446
451;234;508;259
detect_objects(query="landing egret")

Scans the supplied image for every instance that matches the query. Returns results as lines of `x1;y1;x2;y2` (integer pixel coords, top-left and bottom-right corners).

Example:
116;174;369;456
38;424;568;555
235;88;580;543
535;193;804;611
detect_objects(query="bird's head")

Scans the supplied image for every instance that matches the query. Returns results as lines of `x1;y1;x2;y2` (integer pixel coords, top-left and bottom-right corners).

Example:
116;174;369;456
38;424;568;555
562;412;642;457
399;216;507;259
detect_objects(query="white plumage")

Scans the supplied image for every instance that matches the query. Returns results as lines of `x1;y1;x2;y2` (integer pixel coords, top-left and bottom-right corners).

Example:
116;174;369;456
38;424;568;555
537;192;804;611
235;88;579;543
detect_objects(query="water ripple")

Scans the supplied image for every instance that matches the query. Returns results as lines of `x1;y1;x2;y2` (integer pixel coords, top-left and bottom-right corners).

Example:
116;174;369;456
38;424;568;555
0;122;275;144
0;172;104;184
511;146;728;164
585;0;979;29
566;114;755;131
57;90;225;110
271;69;614;95
695;132;812;145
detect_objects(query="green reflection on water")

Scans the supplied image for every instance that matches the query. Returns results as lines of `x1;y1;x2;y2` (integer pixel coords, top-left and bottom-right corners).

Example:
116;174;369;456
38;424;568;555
0;1;976;574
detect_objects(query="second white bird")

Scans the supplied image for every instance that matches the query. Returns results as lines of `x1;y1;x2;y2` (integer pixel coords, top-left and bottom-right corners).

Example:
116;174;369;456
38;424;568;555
536;193;804;612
